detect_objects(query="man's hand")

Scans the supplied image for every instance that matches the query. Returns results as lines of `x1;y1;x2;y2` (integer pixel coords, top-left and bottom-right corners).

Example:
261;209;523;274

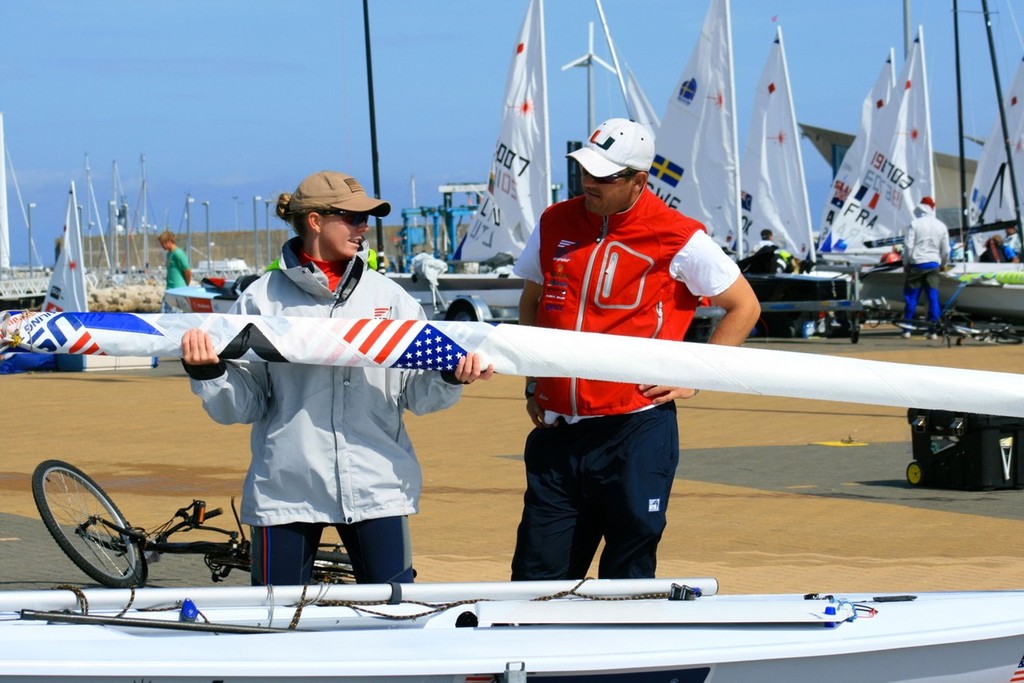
638;384;699;404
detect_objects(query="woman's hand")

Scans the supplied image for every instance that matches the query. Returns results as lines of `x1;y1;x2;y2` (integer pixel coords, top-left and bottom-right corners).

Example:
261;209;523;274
452;352;494;384
180;328;220;365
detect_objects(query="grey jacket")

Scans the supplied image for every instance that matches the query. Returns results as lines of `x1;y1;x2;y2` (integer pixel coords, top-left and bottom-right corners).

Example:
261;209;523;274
189;238;462;526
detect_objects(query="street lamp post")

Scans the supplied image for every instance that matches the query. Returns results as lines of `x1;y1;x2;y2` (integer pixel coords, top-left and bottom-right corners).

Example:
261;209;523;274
202;201;211;271
185;194;195;264
264;199;273;267
27;202;36;276
252;195;262;268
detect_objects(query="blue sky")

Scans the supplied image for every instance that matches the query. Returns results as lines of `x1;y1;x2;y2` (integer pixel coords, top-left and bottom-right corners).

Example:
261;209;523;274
1;0;1022;267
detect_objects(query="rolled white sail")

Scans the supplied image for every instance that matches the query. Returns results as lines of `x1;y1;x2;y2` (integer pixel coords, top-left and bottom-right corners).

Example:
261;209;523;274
3;310;1021;418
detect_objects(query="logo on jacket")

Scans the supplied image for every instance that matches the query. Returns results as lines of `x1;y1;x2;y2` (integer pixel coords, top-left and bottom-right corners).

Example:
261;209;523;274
554;239;575;260
373;307;392;319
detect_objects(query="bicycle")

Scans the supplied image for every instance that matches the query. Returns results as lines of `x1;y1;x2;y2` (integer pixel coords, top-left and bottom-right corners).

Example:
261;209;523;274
893;277;1024;347
32;459;354;588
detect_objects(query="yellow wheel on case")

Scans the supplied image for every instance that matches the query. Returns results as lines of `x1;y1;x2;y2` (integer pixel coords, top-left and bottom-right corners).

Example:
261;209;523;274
906;461;924;486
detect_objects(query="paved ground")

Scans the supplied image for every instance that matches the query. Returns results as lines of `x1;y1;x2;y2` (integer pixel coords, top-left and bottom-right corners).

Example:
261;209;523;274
2;326;1023;596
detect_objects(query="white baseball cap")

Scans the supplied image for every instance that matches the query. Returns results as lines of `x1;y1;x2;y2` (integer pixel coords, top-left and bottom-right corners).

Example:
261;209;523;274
567;118;656;177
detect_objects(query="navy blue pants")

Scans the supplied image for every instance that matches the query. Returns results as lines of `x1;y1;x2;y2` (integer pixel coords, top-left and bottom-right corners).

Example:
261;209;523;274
250;516;413;585
511;402;679;580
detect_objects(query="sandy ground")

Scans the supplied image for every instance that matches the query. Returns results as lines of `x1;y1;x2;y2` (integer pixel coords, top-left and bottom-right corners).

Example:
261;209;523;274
2;328;1023;595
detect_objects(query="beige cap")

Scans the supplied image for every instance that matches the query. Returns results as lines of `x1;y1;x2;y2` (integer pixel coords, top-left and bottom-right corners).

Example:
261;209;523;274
289;171;391;217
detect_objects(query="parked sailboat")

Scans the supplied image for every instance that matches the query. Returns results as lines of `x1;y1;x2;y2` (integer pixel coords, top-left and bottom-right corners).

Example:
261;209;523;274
817;28;933;259
968;53;1024;251
739;26;813;262
40;183;88;314
648;0;740;254
454;0;550;263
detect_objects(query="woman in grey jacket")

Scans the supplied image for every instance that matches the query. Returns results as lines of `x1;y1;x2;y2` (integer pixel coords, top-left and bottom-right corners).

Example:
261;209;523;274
180;170;493;585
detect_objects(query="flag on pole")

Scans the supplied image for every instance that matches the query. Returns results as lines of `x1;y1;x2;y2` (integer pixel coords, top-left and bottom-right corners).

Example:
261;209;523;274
456;0;550;262
649;0;740;253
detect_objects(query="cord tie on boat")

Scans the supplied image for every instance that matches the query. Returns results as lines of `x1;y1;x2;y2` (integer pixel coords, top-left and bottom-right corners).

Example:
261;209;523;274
51;585;88;614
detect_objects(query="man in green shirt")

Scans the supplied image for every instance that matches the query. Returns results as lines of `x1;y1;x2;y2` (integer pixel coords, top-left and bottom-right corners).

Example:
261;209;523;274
158;230;192;289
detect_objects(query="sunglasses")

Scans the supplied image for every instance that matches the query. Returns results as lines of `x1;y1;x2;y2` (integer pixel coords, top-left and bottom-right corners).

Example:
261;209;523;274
317;209;371;225
581;168;638;184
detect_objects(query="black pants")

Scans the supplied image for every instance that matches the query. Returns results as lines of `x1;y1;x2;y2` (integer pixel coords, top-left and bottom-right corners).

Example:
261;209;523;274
250;516;413;585
511;402;679;580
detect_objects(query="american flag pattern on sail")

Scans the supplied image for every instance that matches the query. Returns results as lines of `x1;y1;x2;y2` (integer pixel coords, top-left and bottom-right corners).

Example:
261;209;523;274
329;318;467;370
1010;654;1024;683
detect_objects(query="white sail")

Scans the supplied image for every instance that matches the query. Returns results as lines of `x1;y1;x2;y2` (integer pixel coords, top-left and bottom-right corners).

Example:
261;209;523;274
739;26;812;261
456;0;550;262
818;50;896;251
625;66;660;134
0;112;10;270
968;55;1024;228
649;0;739;254
818;29;932;256
41;182;88;313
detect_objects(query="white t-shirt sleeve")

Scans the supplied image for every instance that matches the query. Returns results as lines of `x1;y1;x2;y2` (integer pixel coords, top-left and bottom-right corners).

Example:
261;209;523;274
512;224;543;283
668;230;741;297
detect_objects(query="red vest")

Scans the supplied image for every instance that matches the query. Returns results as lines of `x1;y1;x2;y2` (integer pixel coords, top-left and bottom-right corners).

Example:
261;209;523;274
534;189;704;416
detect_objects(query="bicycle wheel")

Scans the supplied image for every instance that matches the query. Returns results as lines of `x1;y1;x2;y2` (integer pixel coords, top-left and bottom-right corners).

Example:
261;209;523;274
32;460;148;588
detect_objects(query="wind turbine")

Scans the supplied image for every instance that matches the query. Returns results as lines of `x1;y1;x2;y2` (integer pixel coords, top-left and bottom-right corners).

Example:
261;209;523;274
561;22;616;135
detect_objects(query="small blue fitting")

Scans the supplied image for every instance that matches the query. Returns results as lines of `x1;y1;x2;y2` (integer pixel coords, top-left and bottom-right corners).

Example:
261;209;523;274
179;598;199;622
823;604;837;629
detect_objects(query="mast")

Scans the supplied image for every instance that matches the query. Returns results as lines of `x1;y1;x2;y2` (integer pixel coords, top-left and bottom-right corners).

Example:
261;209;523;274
593;0;630;115
953;0;967;246
981;0;1023;233
361;0;384;256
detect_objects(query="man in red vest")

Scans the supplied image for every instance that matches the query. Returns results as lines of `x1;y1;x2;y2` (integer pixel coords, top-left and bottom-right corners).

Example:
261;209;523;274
511;118;760;580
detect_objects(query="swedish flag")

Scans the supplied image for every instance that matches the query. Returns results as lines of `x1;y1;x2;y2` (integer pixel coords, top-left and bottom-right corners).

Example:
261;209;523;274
649;154;684;187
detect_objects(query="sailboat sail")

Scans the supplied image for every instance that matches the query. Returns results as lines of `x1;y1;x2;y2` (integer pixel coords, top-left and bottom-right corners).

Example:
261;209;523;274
625;66;661;134
739;26;812;261
818;50;896;248
818;30;932;255
41;182;88;313
968;55;1024;228
456;0;550;262
0;112;10;270
649;0;739;254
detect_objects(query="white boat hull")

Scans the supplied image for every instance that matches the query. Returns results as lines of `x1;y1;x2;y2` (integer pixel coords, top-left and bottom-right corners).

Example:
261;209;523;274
860;263;1024;321
1;580;1023;681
